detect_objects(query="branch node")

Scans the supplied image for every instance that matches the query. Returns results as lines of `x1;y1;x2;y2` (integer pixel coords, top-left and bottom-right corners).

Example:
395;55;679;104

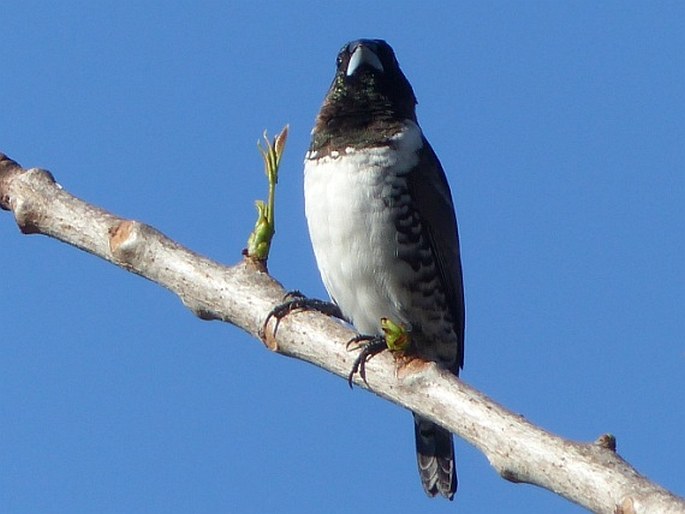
33;167;57;185
14;198;41;234
109;220;149;267
500;468;523;483
615;496;636;514
242;253;268;273
1;167;58;233
595;433;617;452
0;153;19;166
189;304;221;321
109;220;135;250
0;154;22;211
395;355;433;380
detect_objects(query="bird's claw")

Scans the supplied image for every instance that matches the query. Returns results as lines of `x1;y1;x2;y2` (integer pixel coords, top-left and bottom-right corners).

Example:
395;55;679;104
346;335;388;388
262;290;343;337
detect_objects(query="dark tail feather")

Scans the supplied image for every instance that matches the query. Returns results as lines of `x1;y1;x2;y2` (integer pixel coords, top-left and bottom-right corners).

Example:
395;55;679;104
413;414;457;500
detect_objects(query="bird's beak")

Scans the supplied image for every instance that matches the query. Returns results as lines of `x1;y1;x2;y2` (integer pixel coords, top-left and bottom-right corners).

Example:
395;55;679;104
346;44;384;77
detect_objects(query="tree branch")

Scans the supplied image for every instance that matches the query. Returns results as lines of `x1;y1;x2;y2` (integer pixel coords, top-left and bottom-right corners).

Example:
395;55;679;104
1;153;683;514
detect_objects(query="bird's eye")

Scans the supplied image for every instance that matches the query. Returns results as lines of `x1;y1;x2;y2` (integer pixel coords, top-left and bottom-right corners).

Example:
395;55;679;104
336;55;343;68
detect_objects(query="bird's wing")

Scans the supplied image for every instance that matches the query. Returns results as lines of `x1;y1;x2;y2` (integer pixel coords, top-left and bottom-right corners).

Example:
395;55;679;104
407;137;465;371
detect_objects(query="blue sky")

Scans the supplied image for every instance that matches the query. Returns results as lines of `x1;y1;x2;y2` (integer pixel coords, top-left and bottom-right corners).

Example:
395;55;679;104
2;2;683;513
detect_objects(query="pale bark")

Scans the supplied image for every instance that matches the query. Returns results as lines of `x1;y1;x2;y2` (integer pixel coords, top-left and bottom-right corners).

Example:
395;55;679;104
1;153;683;513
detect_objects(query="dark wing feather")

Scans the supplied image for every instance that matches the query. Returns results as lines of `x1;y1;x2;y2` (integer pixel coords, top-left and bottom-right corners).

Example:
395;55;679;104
407;137;465;372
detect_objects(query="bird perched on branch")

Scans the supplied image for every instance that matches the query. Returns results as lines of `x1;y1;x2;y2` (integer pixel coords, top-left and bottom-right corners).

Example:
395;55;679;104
304;39;465;500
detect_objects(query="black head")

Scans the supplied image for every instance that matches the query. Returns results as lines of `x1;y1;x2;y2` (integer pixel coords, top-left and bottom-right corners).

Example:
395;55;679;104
324;39;417;122
310;39;418;153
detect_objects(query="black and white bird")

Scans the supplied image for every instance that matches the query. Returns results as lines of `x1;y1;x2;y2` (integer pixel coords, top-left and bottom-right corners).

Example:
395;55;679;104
303;39;465;500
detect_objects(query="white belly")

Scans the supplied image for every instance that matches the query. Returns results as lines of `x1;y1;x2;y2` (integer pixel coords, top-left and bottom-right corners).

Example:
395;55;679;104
303;124;422;335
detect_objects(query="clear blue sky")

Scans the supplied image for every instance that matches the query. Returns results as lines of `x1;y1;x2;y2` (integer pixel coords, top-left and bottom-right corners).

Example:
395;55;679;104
2;2;683;513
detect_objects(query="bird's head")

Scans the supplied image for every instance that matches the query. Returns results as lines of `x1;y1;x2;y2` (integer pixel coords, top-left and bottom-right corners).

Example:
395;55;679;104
322;39;417;123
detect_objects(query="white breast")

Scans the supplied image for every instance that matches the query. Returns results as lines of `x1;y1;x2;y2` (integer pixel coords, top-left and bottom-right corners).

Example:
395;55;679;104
304;122;423;334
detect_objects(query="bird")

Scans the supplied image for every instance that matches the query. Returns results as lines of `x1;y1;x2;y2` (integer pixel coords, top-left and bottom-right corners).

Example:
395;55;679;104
303;39;465;500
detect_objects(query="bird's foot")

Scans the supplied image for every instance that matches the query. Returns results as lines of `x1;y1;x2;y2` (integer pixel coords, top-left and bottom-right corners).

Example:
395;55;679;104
262;290;343;337
346;334;388;388
346;317;411;388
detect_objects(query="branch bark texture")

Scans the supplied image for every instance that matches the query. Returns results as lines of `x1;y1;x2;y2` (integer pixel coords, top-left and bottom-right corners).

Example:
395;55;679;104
1;153;683;514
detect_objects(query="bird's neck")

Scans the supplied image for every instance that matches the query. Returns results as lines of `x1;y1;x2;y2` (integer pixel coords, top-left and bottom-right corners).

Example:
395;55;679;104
310;105;413;155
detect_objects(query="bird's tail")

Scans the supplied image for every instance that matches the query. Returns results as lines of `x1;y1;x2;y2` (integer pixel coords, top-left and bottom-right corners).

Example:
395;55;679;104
413;414;457;500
